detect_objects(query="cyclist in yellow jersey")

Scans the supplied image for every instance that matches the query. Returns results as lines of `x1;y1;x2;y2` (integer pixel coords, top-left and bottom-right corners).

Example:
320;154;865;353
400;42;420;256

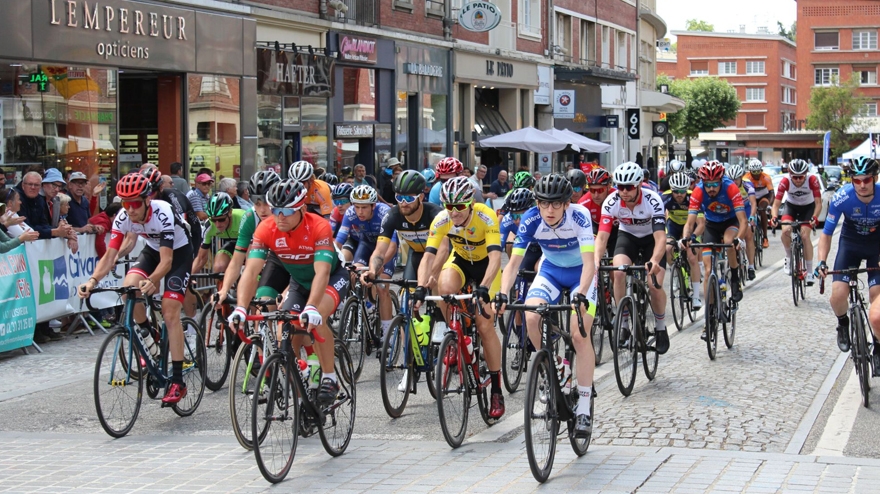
663;172;704;309
414;176;505;419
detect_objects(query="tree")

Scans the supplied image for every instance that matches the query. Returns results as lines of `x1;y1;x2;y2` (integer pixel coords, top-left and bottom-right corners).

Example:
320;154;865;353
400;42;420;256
807;77;868;158
656;75;741;146
685;19;714;32
777;21;796;41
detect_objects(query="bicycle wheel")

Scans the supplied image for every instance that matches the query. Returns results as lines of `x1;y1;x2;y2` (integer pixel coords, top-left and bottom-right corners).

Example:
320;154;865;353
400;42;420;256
670;261;687;331
94;328;143;438
502;310;526;393
723;300;737;349
706;276;719;361
591;313;605;365
852;305;871;408
200;304;232;391
524;349;558;483
797;242;807;301
642;309;659;380
379;315;411;418
338;297;365;381
172;318;207;417
252;353;299;484
319;341;357;456
436;331;470;448
230;336;263;450
791;240;801;306
612;297;638;397
566;354;591;457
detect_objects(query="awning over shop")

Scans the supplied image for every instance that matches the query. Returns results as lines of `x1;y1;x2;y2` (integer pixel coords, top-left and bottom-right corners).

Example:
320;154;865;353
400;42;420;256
555;66;636;86
474;102;512;138
640;89;686;113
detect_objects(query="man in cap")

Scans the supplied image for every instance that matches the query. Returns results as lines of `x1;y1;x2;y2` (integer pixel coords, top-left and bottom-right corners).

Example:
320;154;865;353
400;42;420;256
187;173;213;221
66;171;101;233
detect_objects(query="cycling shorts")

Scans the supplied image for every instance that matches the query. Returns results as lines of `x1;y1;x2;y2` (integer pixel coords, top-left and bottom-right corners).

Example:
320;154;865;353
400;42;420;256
526;260;597;316
782;202;814;223
130;244;193;302
256;252;291;299
353;241;396;277
522;245;541;272
218;240;236;257
280;263;350;313
614;231;666;269
833;241;880;287
403;251;425;282
666;220;684;240
702;217;739;246
442;252;501;296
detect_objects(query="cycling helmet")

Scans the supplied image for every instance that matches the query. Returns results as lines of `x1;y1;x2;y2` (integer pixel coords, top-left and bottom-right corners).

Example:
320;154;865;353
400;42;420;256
533;173;573;202
332;183;354;200
566;169;587;189
504;187;535;212
747;159;763;174
322;173;339;186
340;165;353;177
612;162;644;186
726;164;746;181
266;179;308;209
668;172;691;190
350;184;379;205
435;157;464;176
586;167;613;186
206;192;234;218
288;160;314;182
116;172;152;199
788;159;809;175
668;160;685;174
393;169;427;195
248;170;281;197
439;176;475;204
140;167;162;192
698;161;725;182
422;168;436;185
851;156;879;176
513;170;536;189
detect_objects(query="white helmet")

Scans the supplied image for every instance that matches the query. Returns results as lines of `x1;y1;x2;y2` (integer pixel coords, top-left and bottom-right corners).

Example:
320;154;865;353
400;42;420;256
726;164;746;180
612;162;644;186
788;159;810;175
288;160;314;182
668;160;685;173
350;185;378;204
668;172;691;190
747;159;763;173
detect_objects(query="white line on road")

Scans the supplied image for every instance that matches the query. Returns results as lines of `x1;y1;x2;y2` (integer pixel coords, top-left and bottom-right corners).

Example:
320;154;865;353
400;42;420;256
813;369;862;456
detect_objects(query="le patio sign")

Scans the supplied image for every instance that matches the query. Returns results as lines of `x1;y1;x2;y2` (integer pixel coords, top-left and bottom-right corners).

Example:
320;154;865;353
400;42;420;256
458;1;502;33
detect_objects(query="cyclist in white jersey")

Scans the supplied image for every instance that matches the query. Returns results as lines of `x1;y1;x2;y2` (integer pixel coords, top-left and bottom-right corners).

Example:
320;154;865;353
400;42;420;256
78;172;193;404
770;158;822;283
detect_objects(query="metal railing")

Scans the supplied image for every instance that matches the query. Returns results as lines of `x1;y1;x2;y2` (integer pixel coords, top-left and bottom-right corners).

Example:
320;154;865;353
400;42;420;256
334;0;377;27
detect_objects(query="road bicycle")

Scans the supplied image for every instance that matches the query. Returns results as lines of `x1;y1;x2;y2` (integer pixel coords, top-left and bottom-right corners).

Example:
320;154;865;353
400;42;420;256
667;240;696;331
690;242;738;359
251;314;356;483
821;267;880;408
591;257;615;365
601;264;660;397
87;286;206;438
193;272;236;391
499;269;537;393
779;220;812;306
753;221;765;268
504;299;594;483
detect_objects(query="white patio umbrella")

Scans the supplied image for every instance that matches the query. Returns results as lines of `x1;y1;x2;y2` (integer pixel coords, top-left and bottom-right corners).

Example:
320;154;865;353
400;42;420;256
544;128;612;153
479;126;577;153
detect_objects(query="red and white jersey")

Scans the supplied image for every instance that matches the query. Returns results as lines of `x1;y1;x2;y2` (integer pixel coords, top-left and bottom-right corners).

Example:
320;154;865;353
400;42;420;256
599;189;666;238
108;200;190;251
775;175;821;206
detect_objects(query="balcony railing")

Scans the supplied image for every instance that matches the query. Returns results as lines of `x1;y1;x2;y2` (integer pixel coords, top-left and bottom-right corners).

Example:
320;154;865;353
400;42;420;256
331;0;378;27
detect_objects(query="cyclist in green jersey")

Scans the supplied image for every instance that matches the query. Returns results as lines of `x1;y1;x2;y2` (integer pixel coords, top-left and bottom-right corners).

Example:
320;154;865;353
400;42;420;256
192;192;245;275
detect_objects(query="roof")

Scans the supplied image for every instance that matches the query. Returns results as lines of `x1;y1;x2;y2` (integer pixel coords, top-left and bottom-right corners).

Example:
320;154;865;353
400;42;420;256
670;30;796;48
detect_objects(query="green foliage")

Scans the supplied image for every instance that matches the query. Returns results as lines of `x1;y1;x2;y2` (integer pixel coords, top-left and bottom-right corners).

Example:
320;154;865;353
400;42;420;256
807;77;868;157
656;75;740;141
685;19;714;32
777;21;796;41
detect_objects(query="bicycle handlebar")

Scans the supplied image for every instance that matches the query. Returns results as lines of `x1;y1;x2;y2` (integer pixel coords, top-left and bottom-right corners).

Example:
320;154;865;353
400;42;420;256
819;267;880;294
597;264;661;289
418;293;488;319
505;300;590;338
82;286;159;312
244;311;325;344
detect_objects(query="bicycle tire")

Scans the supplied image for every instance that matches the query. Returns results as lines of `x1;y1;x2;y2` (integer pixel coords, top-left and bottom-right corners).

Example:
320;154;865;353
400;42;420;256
565;350;591;457
797;240;807;302
339;297;366;381
475;348;497;427
436;331;469;448
524;349;558;483
173;318;207;417
612;297;637;396
706;276;719;361
591;313;605;365
502;310;527;393
252;352;299;484
230;336;263;450
379;315;411;418
723;300;736;349
852;305;871;408
425;340;438;400
318;341;357;456
791;237;801;306
642;309;659;380
200;304;232;391
670;260;686;331
94;328;143;438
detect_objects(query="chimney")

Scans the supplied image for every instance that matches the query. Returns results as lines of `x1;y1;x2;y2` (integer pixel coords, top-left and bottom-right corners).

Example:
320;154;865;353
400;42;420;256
739;25;746;33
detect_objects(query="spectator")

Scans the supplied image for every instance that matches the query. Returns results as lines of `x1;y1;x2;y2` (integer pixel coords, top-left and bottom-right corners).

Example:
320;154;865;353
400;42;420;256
170;162;190;195
462;167;473;178
187;173;213;221
57;193;71;222
237;181;254;210
352;164;377;188
89;202;121;258
218;177;246;209
42;170;78;254
489;170;511;198
0;188;34;238
339;165;353;181
65;172;96;231
534;171;543;182
198;167;214;180
377;158;402;204
0;167;6;189
471;164;488;193
16;170;71;241
0;209;39;253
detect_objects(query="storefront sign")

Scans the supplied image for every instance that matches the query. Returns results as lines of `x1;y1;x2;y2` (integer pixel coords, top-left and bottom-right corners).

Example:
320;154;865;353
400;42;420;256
486;60;513;77
256;48;334;97
0;244;36;353
553;90;575;119
534;66;551;105
403;63;444;78
69;109;116;124
454;52;537;88
626;108;640;139
339;35;377;64
537;153;552;174
335;124;374;139
29;73;50;92
604;115;619;128
458;1;502;32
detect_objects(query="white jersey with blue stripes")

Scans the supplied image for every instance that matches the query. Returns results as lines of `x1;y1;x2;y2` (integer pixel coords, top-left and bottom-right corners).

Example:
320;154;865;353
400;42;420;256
512;203;595;268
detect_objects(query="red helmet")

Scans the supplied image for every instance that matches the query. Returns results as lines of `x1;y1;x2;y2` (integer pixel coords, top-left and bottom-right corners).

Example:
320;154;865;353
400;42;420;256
116;172;152;199
698;161;725;182
435;157;464;176
586;168;612;186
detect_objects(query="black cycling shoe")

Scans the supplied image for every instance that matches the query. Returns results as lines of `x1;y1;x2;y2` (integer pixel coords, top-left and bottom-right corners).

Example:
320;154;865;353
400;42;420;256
748;267;756;281
837;325;851;353
575;413;592;438
701;329;708;342
655;330;670;355
731;283;743;303
318;378;340;407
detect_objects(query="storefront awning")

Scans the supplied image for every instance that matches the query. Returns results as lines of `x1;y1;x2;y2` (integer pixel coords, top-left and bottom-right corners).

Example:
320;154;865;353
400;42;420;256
640;90;685;113
554;66;636;86
474;103;512;138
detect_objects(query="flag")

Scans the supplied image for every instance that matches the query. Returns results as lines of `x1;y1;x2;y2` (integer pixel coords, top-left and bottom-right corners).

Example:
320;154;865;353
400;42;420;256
822;131;831;166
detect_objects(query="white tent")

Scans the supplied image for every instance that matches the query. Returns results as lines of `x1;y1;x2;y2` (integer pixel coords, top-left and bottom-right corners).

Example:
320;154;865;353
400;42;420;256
479;127;576;153
544;128;611;153
841;137;874;159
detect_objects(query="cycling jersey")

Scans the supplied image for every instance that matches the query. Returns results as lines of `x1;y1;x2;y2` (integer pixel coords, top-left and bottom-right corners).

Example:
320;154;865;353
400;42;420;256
599;189;666;238
642;180;660;193
234;207;262;253
662;190;691;226
377;201;443;252
775;175;821;206
249;213;338;289
823;183;880;241
108;199;190;251
513;204;594;268
426;202;501;262
202;208;245;249
736;180;756;217
744;172;774;199
688;177;745;223
306;179;333;216
159;187;201;253
329;206;345;236
335;202;391;245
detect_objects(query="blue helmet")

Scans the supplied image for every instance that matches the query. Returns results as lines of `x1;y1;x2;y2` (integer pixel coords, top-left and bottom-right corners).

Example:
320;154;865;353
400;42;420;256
422;168;436;185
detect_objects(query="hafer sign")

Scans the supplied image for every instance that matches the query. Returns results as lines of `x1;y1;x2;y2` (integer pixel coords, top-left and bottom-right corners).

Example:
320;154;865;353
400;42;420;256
458;1;502;33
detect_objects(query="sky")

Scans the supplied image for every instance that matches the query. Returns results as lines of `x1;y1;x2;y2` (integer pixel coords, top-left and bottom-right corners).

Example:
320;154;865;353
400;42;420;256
656;0;797;42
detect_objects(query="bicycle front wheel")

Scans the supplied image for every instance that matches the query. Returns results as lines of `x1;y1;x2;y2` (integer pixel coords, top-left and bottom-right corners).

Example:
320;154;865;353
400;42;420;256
379;315;411;418
252;353;299;484
94;328;143;438
670;262;687;331
706;276;719;361
791;241;802;306
723;300;737;349
591;309;605;365
318;341;357;456
502;310;526;393
436;332;470;448
339;298;366;381
173;318;207;417
852;305;871;408
229;336;263;450
200;304;231;391
612;297;637;396
524;349;558;483
642;310;659;380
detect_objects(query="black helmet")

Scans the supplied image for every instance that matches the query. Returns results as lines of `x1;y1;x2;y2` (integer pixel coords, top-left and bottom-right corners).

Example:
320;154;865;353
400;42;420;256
266;179;308;209
340;165;353;176
248;170;281;197
566;169;587;188
332;183;354;200
533;173;573;202
322;173;339;186
504;187;535;213
851;156;879;176
393;169;427;195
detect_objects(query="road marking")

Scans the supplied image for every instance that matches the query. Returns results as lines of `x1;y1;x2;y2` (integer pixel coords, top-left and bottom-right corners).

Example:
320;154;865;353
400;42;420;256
813;369;861;456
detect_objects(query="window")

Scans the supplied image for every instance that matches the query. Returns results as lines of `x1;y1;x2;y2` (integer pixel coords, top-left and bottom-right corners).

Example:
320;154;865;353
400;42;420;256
521;0;540;35
782;61;794;79
853;30;878;50
860;103;878;117
617;31;628;70
555;13;571;59
745;87;765;101
856;68;877;85
601;26;610;68
580;20;595;63
106;69;117;96
746;61;765;75
745;113;765;128
718;61;737;75
690;61;708;75
426;0;444;13
814;31;839;50
814;67;839;86
199;75;230;97
782;87;796;105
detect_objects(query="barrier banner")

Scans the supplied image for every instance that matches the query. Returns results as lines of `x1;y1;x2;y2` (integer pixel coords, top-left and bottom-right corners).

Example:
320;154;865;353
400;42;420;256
0;243;37;352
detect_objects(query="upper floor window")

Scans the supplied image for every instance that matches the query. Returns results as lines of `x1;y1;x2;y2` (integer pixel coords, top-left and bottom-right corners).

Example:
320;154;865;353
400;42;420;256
617;31;628;70
718;61;737;75
860;102;878;117
520;0;541;35
745;112;765;128
856;68;877;85
814;67;839;86
815;31;839;50
746;61;765;75
782;61;796;79
690;61;708;76
580;20;595;64
854;30;878;50
745;87;765;102
782;86;796;105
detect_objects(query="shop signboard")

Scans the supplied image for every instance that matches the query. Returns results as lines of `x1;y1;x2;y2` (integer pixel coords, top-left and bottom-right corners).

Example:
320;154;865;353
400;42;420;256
335;124;374;139
256;48;334;97
553;90;575;119
535;66;551;105
0;244;36;353
339;35;378;64
458;1;502;32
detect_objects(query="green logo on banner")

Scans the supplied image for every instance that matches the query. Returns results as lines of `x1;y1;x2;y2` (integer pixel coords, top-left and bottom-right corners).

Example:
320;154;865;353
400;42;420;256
38;260;54;304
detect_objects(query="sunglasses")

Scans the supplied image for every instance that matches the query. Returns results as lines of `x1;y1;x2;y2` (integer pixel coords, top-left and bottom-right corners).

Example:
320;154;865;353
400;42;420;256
333;198;350;206
588;187;607;194
672;189;688;194
199;181;215;186
395;194;419;204
703;181;721;188
790;175;806;180
444;201;472;212
617;184;638;191
853;177;875;186
510;212;524;220
122;200;144;210
271;206;301;217
572;186;583;193
211;216;229;223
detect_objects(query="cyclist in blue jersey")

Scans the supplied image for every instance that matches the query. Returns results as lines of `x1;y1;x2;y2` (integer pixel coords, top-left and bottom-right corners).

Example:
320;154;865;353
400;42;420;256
429;157;465;205
817;156;880;371
496;174;598;438
500;188;542;269
329;183;354;237
727;164;758;280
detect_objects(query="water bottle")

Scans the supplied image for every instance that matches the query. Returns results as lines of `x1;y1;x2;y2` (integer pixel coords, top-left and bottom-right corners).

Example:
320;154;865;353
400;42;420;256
307;353;320;389
431;320;448;344
463;336;474;360
559;358;572;394
140;326;159;358
298;359;309;384
719;278;728;300
414;316;431;347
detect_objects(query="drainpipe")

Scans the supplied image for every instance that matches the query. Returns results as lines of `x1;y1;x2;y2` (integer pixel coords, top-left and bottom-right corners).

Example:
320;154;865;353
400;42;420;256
319;0;328;20
548;0;554;60
443;0;453;40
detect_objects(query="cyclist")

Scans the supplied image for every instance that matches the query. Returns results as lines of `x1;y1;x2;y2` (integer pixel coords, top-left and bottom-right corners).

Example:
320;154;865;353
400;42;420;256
770;158;821;285
422;169;436;201
816;156;880;371
414;176;505;418
567;168;587;203
330;183;354;237
288;160;333;218
744;159;774;248
323;173;339;187
512;170;537;192
500;188;539;265
228;179;349;406
660;160;687;192
497;174;598;437
192;192;245;276
664;172;703;309
727;164;758;280
579;167;619;257
139;165;201;257
78;172;193;404
682;161;748;331
429;157;484;205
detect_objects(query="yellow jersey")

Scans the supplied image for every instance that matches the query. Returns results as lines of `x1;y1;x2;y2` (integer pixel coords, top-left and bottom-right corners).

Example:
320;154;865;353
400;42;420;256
426;202;501;262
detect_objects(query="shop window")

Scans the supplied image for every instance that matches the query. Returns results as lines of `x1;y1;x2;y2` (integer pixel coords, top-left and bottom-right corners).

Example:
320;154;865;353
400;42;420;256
814;67;839;86
745;113;764;128
718;61;737;75
342;67;376;121
853;30;877;50
257;95;282;172
746;61;765;75
301;97;328;171
188;74;240;181
690;61;708;76
815;31;839;50
421;94;447;169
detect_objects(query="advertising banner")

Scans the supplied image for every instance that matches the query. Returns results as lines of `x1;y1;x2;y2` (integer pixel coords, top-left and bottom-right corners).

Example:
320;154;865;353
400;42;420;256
553;90;575;119
0;243;37;352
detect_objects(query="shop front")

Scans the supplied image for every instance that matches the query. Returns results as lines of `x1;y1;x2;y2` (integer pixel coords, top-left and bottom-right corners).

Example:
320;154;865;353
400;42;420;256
0;0;256;184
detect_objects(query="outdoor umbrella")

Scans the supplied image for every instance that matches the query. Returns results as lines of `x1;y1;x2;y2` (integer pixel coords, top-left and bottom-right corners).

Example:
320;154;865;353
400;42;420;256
478;126;576;153
544;128;611;153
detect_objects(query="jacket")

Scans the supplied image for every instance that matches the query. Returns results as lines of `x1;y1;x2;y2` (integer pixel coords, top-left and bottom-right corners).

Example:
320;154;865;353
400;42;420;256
88;211;113;258
0;227;22;254
15;184;53;239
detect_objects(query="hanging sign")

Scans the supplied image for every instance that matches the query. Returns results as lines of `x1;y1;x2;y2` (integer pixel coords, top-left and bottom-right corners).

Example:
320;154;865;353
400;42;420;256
458;1;502;32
